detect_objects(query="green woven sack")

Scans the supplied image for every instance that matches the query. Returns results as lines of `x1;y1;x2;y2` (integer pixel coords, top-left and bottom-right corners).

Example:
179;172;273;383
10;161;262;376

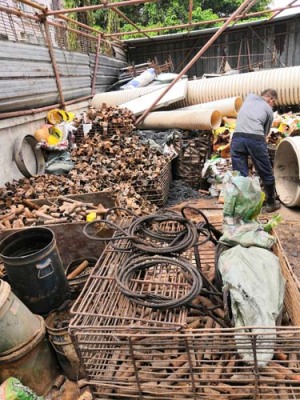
0;377;44;400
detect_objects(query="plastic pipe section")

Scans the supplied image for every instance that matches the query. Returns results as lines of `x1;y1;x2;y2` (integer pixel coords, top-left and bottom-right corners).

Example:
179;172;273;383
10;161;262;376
274;137;300;207
138;109;222;130
91;85;167;109
180;66;300;107
92;66;300;109
175;97;243;117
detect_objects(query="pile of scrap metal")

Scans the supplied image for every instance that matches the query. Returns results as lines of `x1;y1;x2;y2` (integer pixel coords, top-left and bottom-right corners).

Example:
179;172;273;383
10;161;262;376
0;105;175;227
267;111;300;152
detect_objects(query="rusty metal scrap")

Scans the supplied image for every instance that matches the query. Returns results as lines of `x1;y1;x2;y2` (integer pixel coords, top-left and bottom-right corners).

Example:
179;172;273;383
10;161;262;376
69;217;300;399
0;106;173;226
0;196;109;230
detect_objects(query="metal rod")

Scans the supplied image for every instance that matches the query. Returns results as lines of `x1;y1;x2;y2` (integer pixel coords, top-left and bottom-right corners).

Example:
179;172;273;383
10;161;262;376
43;0;158;17
56;14;104;35
43;18;65;108
91;35;102;96
247;25;286;68
0;96;92;120
188;0;193;32
108;16;228;37
269;0;299;20
135;0;258;126
107;5;300;37
48;18;97;40
0;4;39;21
17;0;47;12
111;6;152;40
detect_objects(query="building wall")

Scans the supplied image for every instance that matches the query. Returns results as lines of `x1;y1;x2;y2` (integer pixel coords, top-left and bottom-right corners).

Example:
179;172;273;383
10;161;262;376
125;14;300;77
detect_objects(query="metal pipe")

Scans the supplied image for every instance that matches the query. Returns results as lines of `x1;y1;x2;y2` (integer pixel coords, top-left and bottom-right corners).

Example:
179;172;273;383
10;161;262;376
17;0;47;12
188;0;193;30
269;0;298;20
247;25;286;68
0;4;39;21
48;19;97;41
135;0;258;126
111;7;152;40
0;96;92;120
43;18;65;108
108;5;300;37
56;14;103;35
44;0;158;17
91;35;102;96
108;17;228;37
54;15;123;47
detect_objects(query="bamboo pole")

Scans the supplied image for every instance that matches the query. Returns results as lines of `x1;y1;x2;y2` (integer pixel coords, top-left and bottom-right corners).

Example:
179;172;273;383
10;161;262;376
135;0;259;126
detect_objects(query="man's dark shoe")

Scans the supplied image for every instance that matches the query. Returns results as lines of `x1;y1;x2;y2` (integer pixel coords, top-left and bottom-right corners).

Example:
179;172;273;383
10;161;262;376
265;200;281;213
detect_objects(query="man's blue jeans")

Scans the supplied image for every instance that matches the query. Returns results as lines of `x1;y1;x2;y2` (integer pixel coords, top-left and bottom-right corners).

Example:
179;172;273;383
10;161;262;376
230;136;275;185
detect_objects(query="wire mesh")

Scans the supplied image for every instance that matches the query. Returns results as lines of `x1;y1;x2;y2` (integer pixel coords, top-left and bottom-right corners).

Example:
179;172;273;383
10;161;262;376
69;218;300;399
0;2;108;54
134;161;172;206
0;1;45;44
174;131;212;188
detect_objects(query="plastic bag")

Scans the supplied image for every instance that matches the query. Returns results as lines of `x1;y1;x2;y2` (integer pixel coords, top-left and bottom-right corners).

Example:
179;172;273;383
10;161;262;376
263;214;282;233
222;172;264;222
218;245;285;366
45;150;74;175
220;219;276;249
220;172;275;248
121;68;156;90
0;377;44;400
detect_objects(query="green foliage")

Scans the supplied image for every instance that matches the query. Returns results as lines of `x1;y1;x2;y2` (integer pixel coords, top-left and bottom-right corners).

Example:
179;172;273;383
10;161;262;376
63;0;273;36
199;0;270;16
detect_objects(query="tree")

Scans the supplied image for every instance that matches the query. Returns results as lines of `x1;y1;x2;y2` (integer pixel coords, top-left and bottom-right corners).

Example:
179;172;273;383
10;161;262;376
199;0;270;17
64;0;273;35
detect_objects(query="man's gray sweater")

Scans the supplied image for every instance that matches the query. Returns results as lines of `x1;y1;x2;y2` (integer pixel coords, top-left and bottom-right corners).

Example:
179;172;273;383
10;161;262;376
234;93;274;139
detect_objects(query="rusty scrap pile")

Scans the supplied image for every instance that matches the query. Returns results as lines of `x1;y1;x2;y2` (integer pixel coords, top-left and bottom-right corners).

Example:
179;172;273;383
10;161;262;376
174;130;211;187
0;105;174;226
0;196;109;231
69;215;300;400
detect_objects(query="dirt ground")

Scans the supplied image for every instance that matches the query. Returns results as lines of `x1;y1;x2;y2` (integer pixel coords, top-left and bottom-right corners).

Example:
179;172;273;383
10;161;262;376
169;195;300;284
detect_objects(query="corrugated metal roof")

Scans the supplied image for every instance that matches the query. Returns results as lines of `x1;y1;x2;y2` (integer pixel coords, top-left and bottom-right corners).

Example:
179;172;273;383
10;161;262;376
124;12;300;45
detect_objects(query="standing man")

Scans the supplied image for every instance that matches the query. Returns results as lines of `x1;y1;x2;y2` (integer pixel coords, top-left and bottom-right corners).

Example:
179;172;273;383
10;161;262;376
230;89;280;213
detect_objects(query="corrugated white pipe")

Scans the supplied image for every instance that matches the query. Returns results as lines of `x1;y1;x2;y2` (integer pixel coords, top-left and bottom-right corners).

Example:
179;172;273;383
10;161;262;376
176;96;243;117
173;66;300;107
138;109;222;130
274;137;300;207
91;84;167;109
92;66;300;111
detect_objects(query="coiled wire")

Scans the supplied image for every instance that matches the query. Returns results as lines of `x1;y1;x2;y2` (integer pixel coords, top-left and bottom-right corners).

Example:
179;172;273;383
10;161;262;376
116;254;203;310
83;207;220;255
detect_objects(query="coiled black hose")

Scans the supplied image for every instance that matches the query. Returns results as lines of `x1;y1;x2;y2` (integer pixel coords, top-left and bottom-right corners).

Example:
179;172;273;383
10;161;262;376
116;254;203;310
83;207;219;255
